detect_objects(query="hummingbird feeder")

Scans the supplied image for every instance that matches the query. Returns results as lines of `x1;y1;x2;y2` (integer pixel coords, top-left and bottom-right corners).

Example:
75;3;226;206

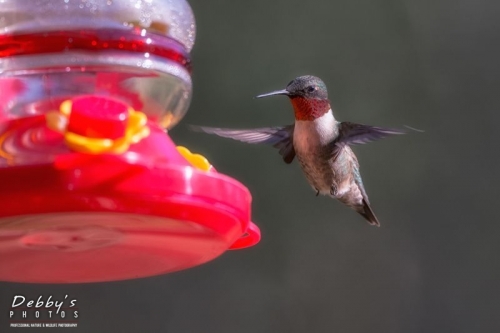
0;0;260;283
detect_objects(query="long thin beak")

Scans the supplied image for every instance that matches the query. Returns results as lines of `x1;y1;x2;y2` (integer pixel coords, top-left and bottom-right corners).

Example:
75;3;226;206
255;89;290;98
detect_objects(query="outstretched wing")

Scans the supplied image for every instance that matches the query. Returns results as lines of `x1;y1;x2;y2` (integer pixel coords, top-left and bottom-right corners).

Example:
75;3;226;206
337;122;406;145
190;125;296;164
329;122;405;161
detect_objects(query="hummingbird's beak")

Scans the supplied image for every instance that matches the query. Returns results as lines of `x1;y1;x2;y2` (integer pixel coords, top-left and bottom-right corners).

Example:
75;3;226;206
255;89;290;98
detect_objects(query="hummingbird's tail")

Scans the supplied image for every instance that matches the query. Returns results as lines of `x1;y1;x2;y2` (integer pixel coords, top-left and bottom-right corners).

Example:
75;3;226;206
357;199;380;227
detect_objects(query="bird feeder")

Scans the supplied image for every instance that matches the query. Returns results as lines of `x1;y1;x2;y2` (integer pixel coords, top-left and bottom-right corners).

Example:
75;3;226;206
0;0;260;283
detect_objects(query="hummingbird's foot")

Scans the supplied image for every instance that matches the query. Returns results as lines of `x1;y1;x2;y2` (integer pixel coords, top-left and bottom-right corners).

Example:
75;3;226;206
330;185;338;197
315;189;320;196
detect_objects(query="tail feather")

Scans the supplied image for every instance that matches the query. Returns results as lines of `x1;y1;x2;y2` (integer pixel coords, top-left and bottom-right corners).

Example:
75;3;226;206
358;199;380;227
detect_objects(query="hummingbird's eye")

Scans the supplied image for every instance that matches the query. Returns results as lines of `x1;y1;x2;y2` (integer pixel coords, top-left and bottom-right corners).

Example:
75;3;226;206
306;86;316;93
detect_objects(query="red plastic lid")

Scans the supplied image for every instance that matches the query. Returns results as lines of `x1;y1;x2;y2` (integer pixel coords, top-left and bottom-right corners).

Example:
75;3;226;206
0;97;260;283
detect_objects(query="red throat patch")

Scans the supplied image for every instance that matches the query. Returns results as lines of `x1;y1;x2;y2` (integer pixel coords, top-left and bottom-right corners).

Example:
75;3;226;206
290;97;331;121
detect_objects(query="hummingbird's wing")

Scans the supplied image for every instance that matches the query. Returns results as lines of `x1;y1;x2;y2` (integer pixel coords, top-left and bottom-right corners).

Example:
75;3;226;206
336;122;405;146
190;125;296;164
329;122;405;161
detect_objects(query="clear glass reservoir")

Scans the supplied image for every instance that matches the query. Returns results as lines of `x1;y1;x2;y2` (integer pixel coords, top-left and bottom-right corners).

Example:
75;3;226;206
0;0;196;129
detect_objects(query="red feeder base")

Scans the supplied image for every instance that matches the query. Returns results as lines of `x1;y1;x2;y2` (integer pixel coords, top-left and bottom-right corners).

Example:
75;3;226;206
1;212;240;283
0;111;260;283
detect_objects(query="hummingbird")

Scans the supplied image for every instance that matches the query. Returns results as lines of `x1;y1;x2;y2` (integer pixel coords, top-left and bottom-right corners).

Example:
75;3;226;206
192;75;406;226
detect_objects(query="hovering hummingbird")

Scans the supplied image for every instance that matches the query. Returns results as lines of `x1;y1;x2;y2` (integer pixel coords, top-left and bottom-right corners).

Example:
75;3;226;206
192;75;406;226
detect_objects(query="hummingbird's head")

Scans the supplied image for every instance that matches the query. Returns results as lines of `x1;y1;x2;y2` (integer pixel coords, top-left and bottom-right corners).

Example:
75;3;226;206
285;75;328;100
257;75;331;121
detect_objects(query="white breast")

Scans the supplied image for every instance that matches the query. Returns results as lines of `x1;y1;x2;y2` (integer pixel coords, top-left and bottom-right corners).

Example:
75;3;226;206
292;110;339;194
293;110;337;152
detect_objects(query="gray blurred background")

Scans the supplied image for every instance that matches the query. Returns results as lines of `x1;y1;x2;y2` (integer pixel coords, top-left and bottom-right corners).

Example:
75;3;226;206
2;0;500;332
